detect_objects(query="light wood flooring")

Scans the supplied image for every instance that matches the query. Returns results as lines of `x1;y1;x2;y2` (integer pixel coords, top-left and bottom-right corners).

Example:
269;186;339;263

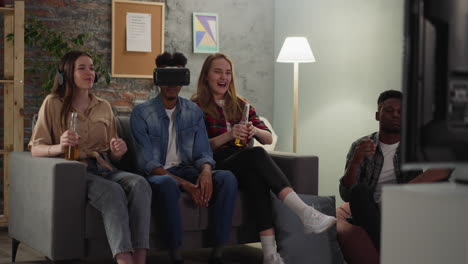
0;228;263;264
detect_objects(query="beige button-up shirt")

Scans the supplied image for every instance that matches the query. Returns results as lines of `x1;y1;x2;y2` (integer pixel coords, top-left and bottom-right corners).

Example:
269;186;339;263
29;94;117;160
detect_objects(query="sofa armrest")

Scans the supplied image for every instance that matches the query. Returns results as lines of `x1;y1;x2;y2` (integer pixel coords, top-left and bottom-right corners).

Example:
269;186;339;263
268;151;318;195
8;152;87;260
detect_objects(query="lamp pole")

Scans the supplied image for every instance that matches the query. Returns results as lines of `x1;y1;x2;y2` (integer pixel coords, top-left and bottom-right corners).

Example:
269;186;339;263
293;62;299;153
276;37;315;153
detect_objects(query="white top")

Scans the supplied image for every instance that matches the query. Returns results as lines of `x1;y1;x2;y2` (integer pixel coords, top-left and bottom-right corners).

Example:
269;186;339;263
164;107;181;169
374;141;399;203
215;99;232;131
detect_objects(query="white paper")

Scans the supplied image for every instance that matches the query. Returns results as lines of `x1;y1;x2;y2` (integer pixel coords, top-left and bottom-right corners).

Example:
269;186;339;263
126;12;152;52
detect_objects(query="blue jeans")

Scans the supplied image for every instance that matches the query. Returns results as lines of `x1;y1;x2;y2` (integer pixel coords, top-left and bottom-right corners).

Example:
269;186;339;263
146;166;237;249
86;171;152;257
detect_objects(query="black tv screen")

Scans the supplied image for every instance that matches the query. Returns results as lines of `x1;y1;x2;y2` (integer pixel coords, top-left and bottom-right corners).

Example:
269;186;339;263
402;0;468;173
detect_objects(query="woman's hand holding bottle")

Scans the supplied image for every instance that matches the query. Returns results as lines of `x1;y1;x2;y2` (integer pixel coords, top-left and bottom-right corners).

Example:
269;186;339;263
232;123;249;146
234;103;250;146
61;130;80;160
246;122;257;139
64;112;80;160
60;130;80;150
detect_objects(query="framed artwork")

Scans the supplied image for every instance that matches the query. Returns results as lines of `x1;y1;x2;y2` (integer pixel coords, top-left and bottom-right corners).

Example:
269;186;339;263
193;12;219;53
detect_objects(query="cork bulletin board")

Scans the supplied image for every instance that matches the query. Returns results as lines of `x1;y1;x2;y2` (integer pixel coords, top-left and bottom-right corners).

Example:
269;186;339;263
112;0;165;78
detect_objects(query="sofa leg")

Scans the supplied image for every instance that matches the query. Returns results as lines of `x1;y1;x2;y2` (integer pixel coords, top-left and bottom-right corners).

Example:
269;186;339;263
11;238;20;262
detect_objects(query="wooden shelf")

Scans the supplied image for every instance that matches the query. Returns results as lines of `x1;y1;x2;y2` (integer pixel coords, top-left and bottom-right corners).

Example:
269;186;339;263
1;0;24;228
0;7;14;13
0;216;7;227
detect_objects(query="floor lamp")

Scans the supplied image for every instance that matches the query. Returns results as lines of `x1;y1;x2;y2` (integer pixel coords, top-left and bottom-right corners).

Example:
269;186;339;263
276;37;315;153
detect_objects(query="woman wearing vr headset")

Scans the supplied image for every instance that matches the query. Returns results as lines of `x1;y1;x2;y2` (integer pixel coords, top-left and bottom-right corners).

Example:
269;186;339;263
29;50;151;264
192;53;336;264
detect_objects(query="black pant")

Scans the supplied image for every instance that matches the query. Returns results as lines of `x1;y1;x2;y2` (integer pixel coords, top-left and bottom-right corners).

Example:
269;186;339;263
214;146;291;232
349;183;381;251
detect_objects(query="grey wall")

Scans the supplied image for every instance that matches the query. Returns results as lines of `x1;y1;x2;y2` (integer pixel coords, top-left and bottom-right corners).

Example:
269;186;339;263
164;0;275;120
274;0;405;203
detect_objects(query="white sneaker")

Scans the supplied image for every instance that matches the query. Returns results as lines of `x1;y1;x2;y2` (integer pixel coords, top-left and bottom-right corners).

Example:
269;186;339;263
263;252;285;264
302;206;336;234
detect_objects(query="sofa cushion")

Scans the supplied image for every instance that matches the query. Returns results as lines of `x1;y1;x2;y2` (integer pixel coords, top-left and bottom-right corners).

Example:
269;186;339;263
253;116;277;151
272;194;344;264
115;116;139;173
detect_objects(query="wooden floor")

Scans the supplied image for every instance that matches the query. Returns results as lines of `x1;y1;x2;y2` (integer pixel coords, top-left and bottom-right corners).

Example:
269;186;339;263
0;228;263;264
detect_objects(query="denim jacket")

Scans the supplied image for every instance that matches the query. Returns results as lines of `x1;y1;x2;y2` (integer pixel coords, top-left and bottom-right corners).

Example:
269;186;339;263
130;95;215;175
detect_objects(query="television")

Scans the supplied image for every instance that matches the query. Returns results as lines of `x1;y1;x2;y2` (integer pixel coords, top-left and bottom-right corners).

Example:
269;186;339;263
401;0;468;182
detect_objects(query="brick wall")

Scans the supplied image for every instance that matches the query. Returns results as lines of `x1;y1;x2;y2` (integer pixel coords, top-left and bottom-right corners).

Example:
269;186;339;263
21;0;163;143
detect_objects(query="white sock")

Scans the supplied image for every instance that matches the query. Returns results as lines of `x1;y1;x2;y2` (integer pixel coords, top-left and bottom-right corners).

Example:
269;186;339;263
260;235;277;258
283;191;310;220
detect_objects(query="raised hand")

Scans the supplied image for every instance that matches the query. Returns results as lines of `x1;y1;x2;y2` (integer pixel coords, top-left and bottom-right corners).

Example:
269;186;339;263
110;137;128;158
353;138;376;163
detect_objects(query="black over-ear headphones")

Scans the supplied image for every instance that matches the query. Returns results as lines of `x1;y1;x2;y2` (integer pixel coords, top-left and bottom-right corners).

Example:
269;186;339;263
94;72;99;83
57;69;65;86
57;69;99;86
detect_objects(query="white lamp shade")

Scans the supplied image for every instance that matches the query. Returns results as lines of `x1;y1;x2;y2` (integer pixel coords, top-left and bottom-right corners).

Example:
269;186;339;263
276;37;315;63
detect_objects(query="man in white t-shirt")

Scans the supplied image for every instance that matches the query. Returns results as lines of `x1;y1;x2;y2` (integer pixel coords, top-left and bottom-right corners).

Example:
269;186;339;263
338;90;451;252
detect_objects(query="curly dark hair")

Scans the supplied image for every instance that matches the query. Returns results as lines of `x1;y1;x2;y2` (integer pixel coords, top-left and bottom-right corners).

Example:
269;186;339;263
155;52;187;67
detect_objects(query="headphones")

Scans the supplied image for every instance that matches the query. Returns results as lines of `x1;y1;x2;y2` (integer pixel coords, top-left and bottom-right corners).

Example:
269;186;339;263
57;69;99;86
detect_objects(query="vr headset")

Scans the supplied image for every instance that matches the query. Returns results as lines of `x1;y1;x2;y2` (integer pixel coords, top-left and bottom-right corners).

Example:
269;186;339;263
153;67;190;86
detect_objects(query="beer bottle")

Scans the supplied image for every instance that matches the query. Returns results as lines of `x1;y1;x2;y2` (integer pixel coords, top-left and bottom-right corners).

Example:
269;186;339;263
65;112;80;160
234;103;250;146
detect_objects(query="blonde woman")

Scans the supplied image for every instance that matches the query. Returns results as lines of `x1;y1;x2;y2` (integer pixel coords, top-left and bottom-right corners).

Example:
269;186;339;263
192;53;336;264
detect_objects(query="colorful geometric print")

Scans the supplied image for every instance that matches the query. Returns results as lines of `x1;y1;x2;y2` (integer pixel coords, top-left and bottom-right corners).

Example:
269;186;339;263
193;13;218;53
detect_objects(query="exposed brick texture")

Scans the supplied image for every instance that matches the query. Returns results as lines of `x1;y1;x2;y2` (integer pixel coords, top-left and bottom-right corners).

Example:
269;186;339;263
0;0;163;145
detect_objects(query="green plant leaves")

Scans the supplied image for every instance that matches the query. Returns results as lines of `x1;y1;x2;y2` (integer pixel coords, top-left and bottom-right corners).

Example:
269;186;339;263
19;17;111;100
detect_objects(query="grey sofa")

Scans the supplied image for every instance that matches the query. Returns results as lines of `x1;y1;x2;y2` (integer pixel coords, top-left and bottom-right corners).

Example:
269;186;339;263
8;116;318;261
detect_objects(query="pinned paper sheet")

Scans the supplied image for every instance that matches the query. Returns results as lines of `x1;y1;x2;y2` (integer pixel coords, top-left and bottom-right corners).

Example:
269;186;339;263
126;12;152;52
